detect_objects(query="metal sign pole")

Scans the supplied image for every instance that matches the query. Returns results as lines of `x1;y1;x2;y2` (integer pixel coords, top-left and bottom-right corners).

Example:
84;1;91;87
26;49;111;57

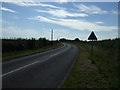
88;31;97;64
91;40;93;60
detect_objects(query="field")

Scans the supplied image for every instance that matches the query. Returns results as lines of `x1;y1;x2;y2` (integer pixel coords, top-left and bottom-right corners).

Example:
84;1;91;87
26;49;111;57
88;39;119;88
2;38;62;61
62;38;119;88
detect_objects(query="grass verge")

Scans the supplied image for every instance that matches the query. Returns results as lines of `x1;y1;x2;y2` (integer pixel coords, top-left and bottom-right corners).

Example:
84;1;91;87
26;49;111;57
2;42;62;62
88;45;119;88
62;42;108;88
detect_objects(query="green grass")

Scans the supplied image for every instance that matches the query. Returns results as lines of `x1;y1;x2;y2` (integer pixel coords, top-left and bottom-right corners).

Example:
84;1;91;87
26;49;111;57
88;45;119;88
62;42;108;88
2;42;62;62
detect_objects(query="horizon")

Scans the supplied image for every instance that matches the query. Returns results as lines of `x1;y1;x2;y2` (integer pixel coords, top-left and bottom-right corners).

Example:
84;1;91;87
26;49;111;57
0;1;118;41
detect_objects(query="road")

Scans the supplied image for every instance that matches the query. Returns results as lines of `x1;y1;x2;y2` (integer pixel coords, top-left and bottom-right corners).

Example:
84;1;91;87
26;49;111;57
2;43;79;88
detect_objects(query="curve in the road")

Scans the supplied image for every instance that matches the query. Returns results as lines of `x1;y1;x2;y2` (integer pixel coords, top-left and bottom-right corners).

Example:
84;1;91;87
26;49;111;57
2;43;79;88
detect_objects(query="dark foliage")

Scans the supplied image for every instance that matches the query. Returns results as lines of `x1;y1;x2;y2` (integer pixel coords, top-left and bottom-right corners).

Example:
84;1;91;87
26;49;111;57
88;38;120;88
59;38;67;42
2;38;53;53
88;38;120;50
74;38;80;42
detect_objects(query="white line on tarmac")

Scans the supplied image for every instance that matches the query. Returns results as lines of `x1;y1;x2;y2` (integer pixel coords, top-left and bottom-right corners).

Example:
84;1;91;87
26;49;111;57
1;52;61;77
1;61;40;77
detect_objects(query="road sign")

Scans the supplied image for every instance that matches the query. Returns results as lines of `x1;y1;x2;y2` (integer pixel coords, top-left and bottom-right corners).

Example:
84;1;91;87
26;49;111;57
88;31;97;40
88;31;97;64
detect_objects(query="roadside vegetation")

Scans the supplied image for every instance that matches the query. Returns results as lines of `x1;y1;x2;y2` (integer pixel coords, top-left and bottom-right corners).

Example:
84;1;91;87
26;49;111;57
2;38;62;62
1;37;119;88
88;38;119;88
62;38;119;88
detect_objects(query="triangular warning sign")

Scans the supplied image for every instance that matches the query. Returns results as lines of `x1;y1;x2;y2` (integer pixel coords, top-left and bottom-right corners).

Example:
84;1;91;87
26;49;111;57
88;31;97;40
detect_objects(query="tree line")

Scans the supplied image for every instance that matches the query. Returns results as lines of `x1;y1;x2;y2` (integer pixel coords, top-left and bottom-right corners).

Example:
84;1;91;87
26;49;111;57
2;38;57;53
91;38;120;50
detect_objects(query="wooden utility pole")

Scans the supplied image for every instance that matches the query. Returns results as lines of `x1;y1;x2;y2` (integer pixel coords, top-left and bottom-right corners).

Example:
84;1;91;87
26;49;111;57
51;29;53;45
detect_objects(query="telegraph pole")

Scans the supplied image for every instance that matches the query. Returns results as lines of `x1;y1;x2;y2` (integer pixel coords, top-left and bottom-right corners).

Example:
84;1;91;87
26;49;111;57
51;29;53;45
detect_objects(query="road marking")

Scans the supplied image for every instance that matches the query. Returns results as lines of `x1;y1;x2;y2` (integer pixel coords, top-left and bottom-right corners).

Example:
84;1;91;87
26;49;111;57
50;53;60;57
1;61;40;77
1;52;61;77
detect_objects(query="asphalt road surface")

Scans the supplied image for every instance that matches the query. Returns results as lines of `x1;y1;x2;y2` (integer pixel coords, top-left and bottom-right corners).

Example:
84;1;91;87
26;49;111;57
2;43;79;88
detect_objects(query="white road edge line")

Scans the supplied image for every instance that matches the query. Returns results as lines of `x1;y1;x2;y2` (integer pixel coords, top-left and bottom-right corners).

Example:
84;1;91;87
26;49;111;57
1;52;61;77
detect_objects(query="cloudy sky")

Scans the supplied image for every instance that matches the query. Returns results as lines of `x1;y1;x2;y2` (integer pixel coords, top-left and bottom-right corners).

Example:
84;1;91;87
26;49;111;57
0;1;118;40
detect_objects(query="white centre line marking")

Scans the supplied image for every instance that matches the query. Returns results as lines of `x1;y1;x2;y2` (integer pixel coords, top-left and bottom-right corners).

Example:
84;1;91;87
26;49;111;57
1;61;40;77
1;52;61;77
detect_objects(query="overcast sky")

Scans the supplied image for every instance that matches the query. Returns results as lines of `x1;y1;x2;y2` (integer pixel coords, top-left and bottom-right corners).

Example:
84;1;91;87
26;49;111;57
0;1;118;40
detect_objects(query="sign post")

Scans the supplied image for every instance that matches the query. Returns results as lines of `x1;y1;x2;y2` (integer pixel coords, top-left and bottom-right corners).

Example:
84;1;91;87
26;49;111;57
88;31;97;63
